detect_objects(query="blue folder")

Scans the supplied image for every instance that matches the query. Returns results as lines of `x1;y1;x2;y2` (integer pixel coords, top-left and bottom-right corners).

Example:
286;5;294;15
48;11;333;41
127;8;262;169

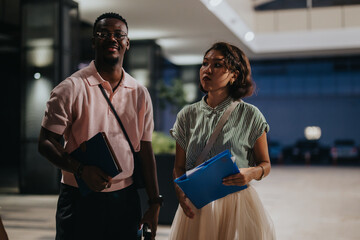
174;150;247;209
71;132;121;195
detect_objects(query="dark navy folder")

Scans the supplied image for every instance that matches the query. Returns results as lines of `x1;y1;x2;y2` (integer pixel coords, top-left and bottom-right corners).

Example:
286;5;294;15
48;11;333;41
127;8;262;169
70;132;121;195
174;150;247;209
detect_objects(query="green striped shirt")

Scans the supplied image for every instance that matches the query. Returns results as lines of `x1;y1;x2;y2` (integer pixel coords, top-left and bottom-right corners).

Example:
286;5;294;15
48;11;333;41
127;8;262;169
170;96;269;170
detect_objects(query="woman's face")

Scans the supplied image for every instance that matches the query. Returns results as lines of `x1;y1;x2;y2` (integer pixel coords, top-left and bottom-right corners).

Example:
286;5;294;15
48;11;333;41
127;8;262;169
200;49;236;94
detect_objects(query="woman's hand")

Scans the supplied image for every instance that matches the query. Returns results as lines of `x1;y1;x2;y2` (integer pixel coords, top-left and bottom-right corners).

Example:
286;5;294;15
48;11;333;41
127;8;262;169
222;167;254;186
175;185;195;219
173;142;195;219
223;131;272;186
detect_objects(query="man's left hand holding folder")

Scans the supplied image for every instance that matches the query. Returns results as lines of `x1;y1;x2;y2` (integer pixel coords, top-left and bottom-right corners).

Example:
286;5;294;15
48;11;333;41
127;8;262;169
77;164;112;192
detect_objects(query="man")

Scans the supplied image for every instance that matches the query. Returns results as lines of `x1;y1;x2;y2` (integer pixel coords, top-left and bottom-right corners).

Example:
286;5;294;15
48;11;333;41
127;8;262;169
38;12;161;239
0;216;8;240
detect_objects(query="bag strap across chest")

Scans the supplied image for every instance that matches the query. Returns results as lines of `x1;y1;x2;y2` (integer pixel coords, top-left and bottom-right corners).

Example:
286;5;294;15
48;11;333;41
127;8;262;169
195;100;240;166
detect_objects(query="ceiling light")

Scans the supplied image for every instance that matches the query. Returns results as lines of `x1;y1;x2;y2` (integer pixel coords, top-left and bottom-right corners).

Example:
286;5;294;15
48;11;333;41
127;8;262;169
209;0;222;7
167;55;203;66
128;29;169;40
244;31;255;42
201;0;255;48
156;38;186;48
26;38;54;67
34;72;41;80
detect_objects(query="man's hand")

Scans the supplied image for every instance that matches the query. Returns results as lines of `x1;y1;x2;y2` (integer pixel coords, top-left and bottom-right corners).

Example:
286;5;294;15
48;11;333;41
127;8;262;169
137;141;161;239
140;204;160;240
81;165;112;191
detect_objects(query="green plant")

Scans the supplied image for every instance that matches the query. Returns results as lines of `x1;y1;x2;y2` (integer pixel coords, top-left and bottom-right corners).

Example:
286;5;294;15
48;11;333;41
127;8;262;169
152;131;176;154
157;78;188;111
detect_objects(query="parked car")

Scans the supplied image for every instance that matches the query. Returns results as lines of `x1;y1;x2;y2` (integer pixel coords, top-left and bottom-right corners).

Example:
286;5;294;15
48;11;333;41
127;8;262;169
268;141;283;164
330;139;359;165
283;139;330;164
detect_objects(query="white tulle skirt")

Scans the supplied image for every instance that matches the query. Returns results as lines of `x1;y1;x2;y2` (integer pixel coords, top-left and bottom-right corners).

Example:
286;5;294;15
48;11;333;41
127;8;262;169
168;184;276;240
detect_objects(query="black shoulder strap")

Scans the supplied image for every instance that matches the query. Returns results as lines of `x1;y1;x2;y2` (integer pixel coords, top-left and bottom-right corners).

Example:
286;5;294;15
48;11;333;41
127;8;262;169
98;84;136;154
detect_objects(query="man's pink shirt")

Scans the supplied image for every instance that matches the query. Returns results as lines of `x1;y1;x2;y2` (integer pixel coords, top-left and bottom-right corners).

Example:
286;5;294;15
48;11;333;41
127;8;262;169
42;61;154;192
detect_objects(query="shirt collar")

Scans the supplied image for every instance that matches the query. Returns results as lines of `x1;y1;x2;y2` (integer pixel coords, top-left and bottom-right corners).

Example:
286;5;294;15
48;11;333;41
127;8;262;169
84;60;136;89
200;95;234;114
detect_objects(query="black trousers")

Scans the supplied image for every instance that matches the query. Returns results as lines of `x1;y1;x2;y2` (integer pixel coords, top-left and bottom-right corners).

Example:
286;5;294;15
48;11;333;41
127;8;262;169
55;183;141;240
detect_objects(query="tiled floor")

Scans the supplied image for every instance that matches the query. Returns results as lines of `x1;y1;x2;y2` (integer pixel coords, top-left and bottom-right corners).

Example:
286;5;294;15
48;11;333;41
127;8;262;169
1;166;360;240
0;194;171;240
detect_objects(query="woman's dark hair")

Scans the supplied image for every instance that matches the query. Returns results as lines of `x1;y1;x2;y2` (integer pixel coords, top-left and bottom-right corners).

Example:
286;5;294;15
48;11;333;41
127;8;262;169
93;12;128;34
200;42;255;100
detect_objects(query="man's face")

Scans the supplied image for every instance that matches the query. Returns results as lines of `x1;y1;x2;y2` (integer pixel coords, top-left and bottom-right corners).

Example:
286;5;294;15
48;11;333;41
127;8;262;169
92;18;130;65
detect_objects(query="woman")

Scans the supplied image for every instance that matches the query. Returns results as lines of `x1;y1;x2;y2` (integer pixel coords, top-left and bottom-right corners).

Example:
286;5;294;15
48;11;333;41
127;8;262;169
169;42;275;240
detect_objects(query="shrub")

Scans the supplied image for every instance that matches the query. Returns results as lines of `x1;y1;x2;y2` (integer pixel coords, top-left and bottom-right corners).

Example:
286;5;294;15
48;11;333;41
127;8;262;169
152;131;176;154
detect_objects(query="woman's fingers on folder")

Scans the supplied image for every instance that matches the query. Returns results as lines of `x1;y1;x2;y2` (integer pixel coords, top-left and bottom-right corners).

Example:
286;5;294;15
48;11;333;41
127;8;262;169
222;168;252;186
222;175;246;186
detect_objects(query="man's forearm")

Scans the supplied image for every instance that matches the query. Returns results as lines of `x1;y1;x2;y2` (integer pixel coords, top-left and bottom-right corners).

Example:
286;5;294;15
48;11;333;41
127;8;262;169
38;127;81;174
138;141;160;200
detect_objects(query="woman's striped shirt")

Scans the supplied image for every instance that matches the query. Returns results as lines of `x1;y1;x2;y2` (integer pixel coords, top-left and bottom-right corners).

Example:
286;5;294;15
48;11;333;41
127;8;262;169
170;96;269;170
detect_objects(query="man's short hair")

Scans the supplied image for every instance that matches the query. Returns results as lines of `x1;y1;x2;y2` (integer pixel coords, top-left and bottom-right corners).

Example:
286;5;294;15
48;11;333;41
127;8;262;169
93;12;128;34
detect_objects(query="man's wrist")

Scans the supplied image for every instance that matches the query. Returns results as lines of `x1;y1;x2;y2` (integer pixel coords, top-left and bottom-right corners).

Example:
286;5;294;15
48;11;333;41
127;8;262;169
148;195;164;207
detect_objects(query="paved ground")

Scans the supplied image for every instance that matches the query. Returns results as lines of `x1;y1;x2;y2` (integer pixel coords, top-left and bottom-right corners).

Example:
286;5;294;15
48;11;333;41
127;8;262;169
1;166;359;240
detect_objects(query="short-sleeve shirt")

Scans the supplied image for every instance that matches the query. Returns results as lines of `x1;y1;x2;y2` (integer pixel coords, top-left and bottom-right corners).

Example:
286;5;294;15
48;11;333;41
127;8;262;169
42;61;154;191
170;96;269;171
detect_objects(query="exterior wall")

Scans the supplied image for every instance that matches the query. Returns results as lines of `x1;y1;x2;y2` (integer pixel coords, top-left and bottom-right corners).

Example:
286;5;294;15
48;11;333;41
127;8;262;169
247;96;360;147
248;56;360;148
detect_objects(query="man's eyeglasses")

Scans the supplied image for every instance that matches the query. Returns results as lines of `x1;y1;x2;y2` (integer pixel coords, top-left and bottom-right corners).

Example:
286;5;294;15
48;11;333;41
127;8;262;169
95;31;127;41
